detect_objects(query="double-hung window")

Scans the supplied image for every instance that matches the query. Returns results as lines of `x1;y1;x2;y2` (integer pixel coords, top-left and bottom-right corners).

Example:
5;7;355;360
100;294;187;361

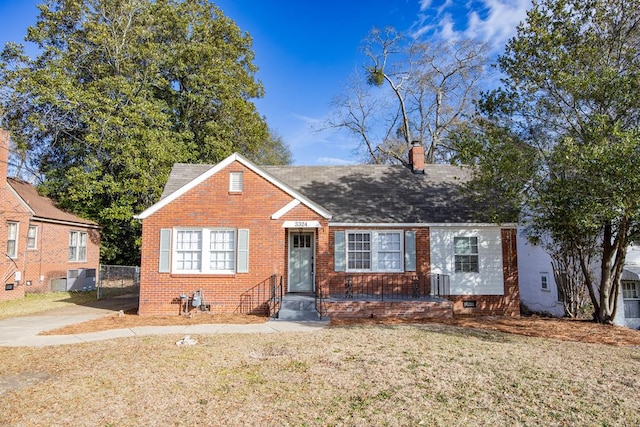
209;230;235;273
454;236;479;273
347;232;371;270
176;230;202;271
622;282;640;318
377;232;402;270
27;226;38;250
346;231;403;272
69;231;87;261
172;228;246;274
541;272;549;290
7;222;18;258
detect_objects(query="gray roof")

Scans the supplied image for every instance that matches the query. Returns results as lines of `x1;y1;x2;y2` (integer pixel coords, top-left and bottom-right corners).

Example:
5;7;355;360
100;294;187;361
162;162;490;223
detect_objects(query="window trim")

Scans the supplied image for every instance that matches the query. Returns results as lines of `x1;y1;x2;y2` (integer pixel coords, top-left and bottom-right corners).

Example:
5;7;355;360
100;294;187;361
68;230;87;262
173;227;237;274
622;281;640;319
6;222;18;258
27;225;38;250
540;272;549;291
345;230;404;273
454;236;479;273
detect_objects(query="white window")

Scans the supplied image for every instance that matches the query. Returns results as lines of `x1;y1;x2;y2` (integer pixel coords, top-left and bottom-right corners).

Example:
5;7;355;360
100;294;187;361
377;232;402;270
346;231;403;272
454;236;479;273
347;232;371;270
176;230;202;271
541;272;549;290
7;222;18;258
174;228;242;274
27;226;38;250
622;282;640;318
68;231;87;261
209;230;235;273
229;172;243;192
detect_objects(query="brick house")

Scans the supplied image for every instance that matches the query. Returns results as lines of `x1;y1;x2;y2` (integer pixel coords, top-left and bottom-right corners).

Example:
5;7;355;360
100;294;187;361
1;130;101;301
136;142;520;319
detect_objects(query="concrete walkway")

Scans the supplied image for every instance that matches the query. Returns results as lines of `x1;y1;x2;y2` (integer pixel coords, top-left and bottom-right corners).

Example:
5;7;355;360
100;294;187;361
0;296;327;347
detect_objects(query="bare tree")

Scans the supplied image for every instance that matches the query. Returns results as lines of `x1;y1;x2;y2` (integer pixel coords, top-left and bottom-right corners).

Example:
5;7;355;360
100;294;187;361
327;27;490;165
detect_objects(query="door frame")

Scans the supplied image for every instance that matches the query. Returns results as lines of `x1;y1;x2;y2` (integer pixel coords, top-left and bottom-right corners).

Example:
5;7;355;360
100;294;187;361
287;230;316;293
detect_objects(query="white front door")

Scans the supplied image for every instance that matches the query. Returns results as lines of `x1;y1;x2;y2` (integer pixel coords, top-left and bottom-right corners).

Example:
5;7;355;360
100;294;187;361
288;232;314;292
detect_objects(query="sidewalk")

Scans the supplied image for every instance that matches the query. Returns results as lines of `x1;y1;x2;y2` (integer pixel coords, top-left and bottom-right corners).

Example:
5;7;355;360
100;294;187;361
0;297;327;347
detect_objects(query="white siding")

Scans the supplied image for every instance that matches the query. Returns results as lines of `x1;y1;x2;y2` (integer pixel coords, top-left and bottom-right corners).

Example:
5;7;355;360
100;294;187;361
614;244;640;329
430;227;504;295
516;233;564;317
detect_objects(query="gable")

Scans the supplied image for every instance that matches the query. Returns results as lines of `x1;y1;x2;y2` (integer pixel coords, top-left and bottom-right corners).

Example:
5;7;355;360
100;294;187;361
136;153;331;220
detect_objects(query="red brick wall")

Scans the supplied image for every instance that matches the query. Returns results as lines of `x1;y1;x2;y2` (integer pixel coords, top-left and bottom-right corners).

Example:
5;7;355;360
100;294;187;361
318;227;431;292
325;300;453;319
138;161;326;315
21;221;101;294
1;183;29;301
1;129;100;301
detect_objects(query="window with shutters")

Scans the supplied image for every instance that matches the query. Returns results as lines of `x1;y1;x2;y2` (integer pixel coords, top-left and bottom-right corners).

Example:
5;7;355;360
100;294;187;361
173;228;247;274
345;230;404;272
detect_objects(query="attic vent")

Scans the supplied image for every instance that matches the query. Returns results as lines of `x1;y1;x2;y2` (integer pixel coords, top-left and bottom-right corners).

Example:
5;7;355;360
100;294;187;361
229;172;243;192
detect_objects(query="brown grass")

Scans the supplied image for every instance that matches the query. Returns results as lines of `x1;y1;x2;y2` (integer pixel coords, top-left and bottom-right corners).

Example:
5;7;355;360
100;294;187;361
0;324;638;426
0;291;98;320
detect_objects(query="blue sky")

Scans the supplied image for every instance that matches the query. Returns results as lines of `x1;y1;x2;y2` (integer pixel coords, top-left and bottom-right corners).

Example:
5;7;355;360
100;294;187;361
0;0;532;165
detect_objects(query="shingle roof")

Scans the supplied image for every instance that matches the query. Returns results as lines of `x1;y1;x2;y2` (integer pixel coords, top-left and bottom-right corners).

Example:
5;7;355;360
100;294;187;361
8;178;99;227
162;161;491;224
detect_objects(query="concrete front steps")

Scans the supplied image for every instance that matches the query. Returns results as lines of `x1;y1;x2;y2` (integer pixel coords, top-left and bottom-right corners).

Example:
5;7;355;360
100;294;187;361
275;293;325;321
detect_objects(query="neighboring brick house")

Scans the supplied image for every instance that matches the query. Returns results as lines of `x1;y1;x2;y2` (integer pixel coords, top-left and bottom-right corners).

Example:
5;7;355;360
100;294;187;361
136;142;520;318
1;130;101;301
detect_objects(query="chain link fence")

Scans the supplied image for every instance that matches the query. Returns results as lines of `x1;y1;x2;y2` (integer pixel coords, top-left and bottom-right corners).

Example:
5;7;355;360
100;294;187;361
97;265;140;299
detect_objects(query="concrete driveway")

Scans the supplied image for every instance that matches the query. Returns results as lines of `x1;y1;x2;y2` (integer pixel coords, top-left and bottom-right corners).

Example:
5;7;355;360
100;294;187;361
0;295;139;347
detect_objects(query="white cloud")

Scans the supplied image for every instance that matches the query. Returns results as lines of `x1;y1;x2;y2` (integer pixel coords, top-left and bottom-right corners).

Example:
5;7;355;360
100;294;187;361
414;0;532;53
316;157;357;166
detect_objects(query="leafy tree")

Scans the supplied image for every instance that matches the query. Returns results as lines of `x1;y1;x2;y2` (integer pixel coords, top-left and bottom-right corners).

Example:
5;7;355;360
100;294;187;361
463;0;640;323
327;27;490;165
0;0;288;264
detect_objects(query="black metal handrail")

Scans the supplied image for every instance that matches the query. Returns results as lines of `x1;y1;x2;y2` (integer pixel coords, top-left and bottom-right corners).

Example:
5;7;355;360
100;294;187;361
315;280;327;318
237;274;282;318
326;274;450;301
269;275;283;319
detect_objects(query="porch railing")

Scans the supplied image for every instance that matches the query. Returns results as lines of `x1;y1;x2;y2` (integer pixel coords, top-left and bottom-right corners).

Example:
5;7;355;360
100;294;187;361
237;274;283;318
326;274;450;301
315;280;327;318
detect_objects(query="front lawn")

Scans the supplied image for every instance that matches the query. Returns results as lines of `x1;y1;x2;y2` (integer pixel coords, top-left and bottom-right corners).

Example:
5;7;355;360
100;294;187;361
0;324;638;426
0;291;97;320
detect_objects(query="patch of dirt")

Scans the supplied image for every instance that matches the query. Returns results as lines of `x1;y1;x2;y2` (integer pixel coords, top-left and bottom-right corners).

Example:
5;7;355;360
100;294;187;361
40;305;640;347
330;315;640;347
41;308;267;335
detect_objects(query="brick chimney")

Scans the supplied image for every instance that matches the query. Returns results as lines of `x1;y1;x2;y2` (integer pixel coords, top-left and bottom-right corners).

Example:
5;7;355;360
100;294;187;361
0;128;9;181
408;140;425;174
